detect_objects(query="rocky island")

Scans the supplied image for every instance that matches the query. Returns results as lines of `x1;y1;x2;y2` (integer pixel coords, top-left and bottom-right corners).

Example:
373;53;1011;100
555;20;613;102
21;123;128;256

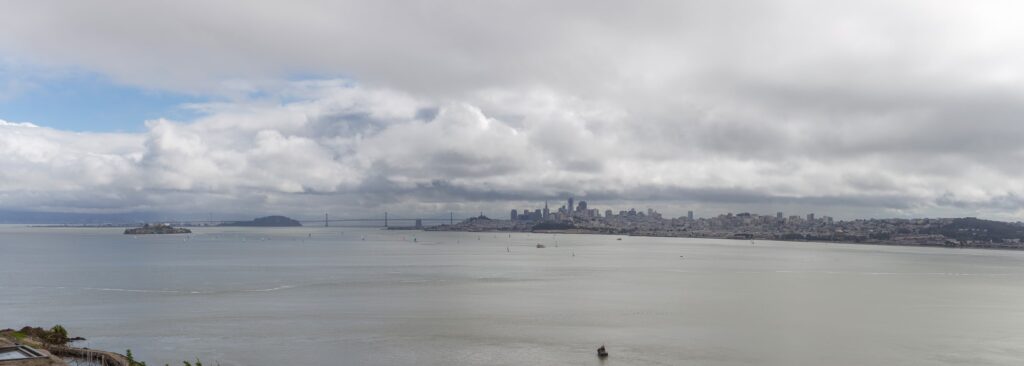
218;215;302;227
123;223;191;235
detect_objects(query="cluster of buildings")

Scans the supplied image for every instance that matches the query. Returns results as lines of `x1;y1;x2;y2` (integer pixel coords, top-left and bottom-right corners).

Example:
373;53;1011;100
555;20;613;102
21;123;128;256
509;197;598;221
434;197;1024;249
510;197;661;222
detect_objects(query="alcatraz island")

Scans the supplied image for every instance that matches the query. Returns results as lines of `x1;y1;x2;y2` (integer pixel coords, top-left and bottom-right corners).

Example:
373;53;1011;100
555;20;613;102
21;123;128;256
123;223;191;235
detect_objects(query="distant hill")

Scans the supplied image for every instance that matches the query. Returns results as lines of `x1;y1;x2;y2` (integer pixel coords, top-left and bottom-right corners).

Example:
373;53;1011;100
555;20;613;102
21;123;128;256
218;215;302;227
931;217;1024;242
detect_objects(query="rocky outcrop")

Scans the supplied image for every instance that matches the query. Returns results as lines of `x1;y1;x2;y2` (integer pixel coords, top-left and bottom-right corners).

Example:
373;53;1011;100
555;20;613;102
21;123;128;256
123;223;191;235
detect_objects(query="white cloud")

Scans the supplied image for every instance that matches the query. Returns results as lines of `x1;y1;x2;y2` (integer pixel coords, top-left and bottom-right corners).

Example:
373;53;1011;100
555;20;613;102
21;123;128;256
3;1;1024;219
0;81;1022;219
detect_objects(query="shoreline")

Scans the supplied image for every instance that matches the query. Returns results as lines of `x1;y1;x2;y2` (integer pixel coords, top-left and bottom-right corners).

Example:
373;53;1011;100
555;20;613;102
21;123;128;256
433;227;1024;251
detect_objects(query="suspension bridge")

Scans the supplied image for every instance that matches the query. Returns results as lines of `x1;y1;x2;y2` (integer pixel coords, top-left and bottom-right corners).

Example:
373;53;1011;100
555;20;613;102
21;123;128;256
157;212;471;228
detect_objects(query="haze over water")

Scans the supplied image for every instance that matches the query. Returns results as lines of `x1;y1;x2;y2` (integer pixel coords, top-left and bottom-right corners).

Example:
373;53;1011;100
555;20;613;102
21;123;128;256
2;226;1023;365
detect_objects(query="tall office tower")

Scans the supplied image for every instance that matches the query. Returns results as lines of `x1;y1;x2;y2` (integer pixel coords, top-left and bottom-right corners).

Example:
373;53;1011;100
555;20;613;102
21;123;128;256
687;210;694;220
511;209;518;220
777;212;783;219
605;209;613;218
568;197;574;214
577;200;587;212
807;213;815;221
543;201;550;219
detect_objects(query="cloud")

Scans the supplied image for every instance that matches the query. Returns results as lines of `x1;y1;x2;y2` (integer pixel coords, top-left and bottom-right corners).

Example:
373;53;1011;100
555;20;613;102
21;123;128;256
1;80;1023;220
3;1;1024;219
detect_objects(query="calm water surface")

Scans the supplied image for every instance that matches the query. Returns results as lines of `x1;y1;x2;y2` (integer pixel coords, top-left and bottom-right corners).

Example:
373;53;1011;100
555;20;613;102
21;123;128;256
2;226;1023;365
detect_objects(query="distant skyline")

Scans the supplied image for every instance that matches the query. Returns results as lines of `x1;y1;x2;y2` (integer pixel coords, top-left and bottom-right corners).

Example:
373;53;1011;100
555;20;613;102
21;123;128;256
4;1;1024;220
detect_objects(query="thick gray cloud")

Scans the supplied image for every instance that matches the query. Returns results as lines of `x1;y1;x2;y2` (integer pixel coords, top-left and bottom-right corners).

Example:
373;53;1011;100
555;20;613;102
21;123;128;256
2;1;1024;220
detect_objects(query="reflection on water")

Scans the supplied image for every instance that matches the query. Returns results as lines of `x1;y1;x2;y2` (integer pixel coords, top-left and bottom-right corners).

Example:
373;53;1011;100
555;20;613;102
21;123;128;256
2;226;1024;366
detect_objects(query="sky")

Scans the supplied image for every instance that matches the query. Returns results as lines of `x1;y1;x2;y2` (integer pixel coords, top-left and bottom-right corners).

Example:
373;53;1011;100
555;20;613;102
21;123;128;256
3;0;1024;221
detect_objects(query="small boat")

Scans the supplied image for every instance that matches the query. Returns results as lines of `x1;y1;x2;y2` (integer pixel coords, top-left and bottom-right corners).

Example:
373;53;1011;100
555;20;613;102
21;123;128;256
536;244;546;248
617;238;622;241
597;345;608;358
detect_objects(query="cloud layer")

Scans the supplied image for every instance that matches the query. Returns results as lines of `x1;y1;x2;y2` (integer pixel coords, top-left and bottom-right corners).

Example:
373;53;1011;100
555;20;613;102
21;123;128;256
2;1;1024;219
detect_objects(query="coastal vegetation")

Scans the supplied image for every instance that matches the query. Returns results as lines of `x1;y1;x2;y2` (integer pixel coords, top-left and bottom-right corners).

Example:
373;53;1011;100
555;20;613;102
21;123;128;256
1;325;206;366
1;325;79;346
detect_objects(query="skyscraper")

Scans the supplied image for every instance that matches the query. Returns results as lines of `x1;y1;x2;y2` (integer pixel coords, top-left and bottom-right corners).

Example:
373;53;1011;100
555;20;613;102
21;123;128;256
542;201;549;219
510;209;518;220
777;212;783;219
687;210;694;220
568;197;574;214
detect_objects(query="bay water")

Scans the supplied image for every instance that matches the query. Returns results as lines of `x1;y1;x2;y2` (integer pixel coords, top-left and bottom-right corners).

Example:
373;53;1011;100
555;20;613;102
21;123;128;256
2;226;1023;365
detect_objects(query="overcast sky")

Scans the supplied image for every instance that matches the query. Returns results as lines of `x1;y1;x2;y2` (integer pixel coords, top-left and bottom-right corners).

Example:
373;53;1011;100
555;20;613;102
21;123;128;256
3;1;1024;221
